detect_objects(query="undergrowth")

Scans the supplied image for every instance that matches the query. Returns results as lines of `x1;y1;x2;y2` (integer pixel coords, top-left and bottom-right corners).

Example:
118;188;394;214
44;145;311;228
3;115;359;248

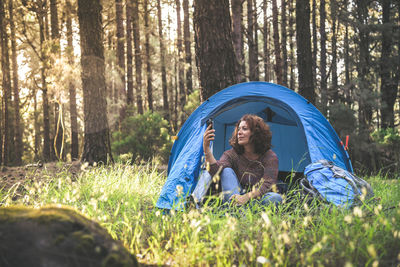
1;163;400;266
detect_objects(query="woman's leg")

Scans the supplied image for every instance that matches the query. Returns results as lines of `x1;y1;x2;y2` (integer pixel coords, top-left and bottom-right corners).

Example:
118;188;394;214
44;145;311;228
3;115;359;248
191;170;212;207
259;192;283;206
220;168;242;203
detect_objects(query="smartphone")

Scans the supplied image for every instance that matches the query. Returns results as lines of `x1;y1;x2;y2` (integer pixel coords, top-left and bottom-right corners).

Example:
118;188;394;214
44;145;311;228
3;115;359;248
206;118;213;129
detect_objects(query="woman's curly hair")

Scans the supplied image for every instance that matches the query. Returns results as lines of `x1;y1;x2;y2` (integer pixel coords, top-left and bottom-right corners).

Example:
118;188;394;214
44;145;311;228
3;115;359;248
229;114;272;155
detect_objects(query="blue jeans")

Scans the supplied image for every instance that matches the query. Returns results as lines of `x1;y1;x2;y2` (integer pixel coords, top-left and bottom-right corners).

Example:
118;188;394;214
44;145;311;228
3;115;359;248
192;168;282;207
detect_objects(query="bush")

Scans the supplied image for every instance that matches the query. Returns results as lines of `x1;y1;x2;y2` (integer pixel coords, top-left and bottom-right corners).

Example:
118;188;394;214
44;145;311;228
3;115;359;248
112;111;173;163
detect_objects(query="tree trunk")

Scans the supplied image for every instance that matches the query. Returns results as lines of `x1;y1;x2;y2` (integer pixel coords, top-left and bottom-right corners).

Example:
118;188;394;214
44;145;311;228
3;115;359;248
330;0;338;101
312;0;317;89
193;0;238;100
176;0;186;124
263;0;270;82
296;0;315;104
115;0;126;112
157;0;169;121
320;0;327;115
34;89;40;161
126;0;134;105
344;0;351;104
37;3;52;162
50;0;64;160
380;0;396;128
356;0;372;128
232;0;244;82
78;0;113;164
144;0;153;111
253;0;259;81
66;0;79;160
183;0;193;95
248;0;257;81
281;0;288;87
272;0;283;85
0;0;13;165
8;0;22;165
288;0;295;89
132;0;143;114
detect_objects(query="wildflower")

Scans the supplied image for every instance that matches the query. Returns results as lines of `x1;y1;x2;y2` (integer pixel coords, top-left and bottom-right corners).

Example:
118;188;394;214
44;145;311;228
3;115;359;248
261;212;271;229
372;261;379;267
367;244;377;258
344;215;353;224
303;216;312;227
271;184;278;193
374;204;382;215
176;185;183;197
304;203;310;212
244;241;254;255
280;232;291;245
256;256;269;264
344;262;354;267
155;210;161;217
353;207;363;218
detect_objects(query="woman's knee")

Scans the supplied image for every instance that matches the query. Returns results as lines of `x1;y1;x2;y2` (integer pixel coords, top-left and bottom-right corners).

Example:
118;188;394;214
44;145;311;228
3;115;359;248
260;192;283;205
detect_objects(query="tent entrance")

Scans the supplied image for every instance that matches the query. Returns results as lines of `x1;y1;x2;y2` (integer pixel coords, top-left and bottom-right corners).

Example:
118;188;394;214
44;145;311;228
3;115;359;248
210;98;310;174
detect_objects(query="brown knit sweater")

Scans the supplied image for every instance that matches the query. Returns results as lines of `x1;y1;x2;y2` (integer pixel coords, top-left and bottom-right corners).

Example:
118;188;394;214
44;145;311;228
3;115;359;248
209;149;279;196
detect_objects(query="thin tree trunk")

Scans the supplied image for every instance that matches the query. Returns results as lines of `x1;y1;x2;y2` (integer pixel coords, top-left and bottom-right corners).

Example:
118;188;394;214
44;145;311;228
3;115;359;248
232;0;244;82
176;0;185;123
344;0;351;104
38;5;52;161
330;0;338;101
296;0;315;104
248;0;256;81
253;0;259;81
320;0;327;115
66;0;79;160
272;0;283;85
126;0;134;105
193;0;238;100
132;0;143;114
78;0;113;164
144;0;153;111
34;89;40;160
9;0;22;165
157;0;169;121
115;0;126;112
50;0;64;160
263;0;270;82
312;0;317;89
0;0;13;165
380;0;396;128
281;0;288;87
183;0;193;95
288;0;295;89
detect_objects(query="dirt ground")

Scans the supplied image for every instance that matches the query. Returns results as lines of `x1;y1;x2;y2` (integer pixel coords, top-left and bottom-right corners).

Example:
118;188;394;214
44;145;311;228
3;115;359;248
0;161;83;192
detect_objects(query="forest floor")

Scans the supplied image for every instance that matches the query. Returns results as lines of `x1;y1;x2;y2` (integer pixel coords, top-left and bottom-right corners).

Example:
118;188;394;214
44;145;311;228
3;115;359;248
0;161;83;192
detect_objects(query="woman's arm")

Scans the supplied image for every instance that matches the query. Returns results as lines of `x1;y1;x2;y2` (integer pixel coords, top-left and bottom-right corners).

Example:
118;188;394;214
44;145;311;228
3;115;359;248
203;124;217;164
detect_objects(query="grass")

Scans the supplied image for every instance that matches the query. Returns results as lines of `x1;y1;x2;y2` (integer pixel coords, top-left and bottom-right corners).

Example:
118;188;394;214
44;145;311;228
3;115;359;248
1;162;400;266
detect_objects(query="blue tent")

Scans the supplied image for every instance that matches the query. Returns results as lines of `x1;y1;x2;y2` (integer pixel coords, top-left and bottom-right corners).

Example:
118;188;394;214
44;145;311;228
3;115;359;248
156;82;353;209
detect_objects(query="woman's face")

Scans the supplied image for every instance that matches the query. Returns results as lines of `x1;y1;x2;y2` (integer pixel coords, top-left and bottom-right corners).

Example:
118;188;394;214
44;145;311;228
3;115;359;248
237;120;252;146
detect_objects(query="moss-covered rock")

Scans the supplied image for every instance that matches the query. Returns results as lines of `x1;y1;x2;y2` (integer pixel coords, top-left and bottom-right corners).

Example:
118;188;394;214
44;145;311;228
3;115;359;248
0;206;138;267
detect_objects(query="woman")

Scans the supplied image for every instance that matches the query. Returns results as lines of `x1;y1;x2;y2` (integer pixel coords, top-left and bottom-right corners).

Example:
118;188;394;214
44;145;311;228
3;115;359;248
192;114;282;207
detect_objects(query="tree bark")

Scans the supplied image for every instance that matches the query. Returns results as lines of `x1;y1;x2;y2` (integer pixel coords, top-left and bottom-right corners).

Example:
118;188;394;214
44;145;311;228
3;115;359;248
248;0;257;81
176;0;185;124
320;0;327;115
288;0;295;89
157;0;169;121
253;0;259;81
281;0;288;87
9;0;22;165
272;0;283;85
312;0;317;89
115;0;126;110
78;0;113;164
132;0;143;114
144;0;153;111
263;0;270;82
296;0;315;104
126;0;134;105
380;0;396;128
193;0;238;100
232;0;244;82
330;0;338;100
66;0;79;160
183;0;193;95
0;0;13;165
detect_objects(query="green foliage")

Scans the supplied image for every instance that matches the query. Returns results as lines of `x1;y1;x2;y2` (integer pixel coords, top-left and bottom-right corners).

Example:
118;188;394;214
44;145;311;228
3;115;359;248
184;90;201;116
1;164;400;266
328;102;357;137
371;128;400;146
112;111;172;163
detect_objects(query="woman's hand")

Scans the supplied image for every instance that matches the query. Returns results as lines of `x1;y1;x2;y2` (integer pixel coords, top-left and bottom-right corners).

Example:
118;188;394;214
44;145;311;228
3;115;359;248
230;194;250;206
203;124;216;164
